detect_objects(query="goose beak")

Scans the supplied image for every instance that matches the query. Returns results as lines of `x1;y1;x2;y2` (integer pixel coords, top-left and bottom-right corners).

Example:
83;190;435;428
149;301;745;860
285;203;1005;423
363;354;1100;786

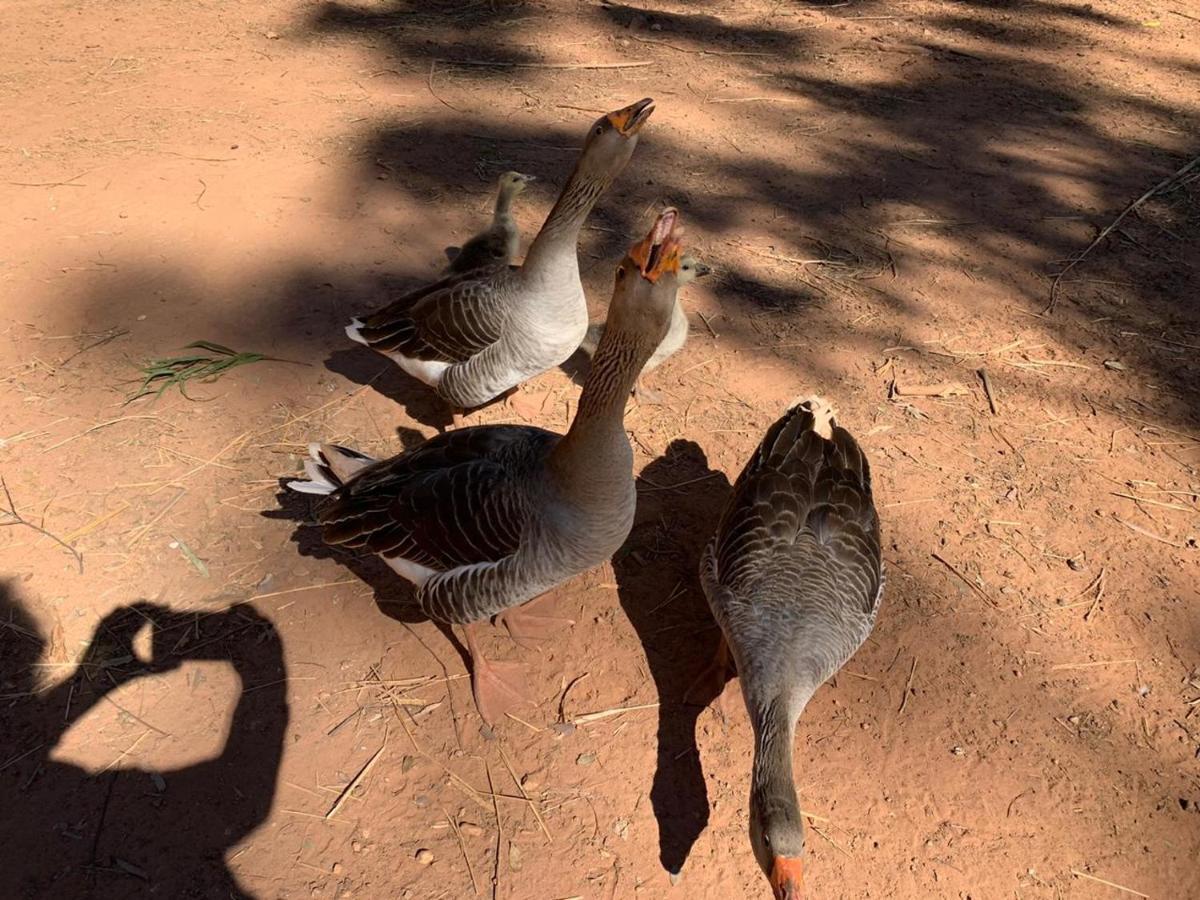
770;856;805;899
629;207;684;282
517;173;536;183
692;260;713;278
608;97;655;136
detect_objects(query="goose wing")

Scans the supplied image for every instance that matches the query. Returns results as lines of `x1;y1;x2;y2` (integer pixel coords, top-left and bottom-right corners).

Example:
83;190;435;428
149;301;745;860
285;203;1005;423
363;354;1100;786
313;425;556;571
353;265;512;363
708;398;882;617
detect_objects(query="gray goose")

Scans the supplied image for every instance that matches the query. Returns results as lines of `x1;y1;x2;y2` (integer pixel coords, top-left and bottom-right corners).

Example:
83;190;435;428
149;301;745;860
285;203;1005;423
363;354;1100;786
698;397;882;899
346;98;655;413
293;209;687;724
445;170;535;274
578;254;712;400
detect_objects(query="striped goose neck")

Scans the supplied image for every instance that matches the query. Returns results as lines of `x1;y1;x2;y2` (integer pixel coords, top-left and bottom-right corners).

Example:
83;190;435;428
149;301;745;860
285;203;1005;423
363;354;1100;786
547;324;656;495
522;168;611;272
750;695;804;835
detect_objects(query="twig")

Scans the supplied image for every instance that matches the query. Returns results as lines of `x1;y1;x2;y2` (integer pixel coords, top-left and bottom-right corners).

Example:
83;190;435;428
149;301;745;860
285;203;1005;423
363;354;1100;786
427;60;464;113
498;745;552;842
58;328;129;366
930;552;997;607
437;57;655;71
9;170;90;187
977;368;999;415
1069;869;1149;897
1113;515;1183;547
43;415;159;452
1047;153;1200;313
0;477;83;572
1110;492;1196;513
897;658;917;715
326;728;388;819
1051;659;1137;671
624;34;770;57
572;702;659;725
446;809;480;896
486;759;501;900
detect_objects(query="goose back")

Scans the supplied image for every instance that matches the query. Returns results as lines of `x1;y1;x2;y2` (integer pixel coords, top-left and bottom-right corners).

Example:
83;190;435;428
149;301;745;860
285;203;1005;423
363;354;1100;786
701;398;883;712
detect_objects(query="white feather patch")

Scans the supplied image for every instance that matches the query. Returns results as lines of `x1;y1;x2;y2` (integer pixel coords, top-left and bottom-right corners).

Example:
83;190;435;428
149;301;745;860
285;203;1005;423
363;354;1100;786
384;555;439;587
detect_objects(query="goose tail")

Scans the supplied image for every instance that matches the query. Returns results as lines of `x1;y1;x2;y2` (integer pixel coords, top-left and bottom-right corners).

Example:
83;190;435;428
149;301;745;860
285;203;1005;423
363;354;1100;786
287;443;377;495
345;317;368;346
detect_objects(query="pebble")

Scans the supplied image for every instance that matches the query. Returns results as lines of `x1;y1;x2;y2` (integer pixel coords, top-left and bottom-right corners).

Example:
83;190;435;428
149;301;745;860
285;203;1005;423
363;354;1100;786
331;863;342;874
415;849;434;866
576;752;597;766
460;822;483;837
351;841;362;854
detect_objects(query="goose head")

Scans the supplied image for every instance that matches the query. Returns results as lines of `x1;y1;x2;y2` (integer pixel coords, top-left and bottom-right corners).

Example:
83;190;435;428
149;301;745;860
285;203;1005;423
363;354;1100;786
608;207;684;346
750;792;806;899
497;170;535;199
575;97;655;182
678;254;712;285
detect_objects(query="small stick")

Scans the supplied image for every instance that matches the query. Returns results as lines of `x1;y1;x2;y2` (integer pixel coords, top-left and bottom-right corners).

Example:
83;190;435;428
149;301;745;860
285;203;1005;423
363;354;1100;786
0;477;83;573
1050;659;1137;671
697;311;719;340
1069;869;1149;898
930;552;997;608
897;658;917;715
891;381;969;398
325;728;387;819
1084;568;1106;623
573;702;660;725
1113;515;1182;547
486;760;501;900
437;57;654;71
1047;153;1200;313
1110;492;1196;513
445;809;479;896
977;368;999;415
498;745;552;842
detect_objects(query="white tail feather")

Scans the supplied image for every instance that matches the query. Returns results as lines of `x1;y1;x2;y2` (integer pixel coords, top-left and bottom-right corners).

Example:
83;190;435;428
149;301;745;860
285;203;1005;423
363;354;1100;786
345;317;367;346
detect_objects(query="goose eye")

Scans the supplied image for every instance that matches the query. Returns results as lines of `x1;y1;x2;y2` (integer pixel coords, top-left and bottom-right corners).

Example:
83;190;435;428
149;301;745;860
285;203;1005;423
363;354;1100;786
616;267;627;280
594;125;604;136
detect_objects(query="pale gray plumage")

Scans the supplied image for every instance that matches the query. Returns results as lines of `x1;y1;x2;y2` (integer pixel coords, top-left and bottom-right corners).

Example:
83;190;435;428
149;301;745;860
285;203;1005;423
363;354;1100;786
579;255;711;374
346;99;655;410
699;396;882;898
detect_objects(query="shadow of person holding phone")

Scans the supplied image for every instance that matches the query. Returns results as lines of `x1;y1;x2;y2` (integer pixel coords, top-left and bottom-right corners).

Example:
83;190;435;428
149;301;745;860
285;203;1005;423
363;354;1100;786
0;580;288;899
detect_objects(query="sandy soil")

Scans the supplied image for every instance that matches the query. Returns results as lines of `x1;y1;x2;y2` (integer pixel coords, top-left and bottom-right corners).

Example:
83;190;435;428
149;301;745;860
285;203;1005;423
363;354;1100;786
2;1;1199;897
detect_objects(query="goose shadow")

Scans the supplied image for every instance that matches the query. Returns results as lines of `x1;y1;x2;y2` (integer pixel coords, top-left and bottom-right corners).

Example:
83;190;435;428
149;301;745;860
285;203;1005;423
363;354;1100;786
613;438;732;876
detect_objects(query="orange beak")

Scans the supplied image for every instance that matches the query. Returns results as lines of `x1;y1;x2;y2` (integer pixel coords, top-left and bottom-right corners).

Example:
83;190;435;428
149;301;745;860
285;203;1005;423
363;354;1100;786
606;97;655;136
770;856;805;899
628;207;684;282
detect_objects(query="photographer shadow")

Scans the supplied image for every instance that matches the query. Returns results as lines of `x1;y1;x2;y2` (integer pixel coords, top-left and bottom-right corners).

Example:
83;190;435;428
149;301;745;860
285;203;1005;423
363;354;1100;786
0;582;288;899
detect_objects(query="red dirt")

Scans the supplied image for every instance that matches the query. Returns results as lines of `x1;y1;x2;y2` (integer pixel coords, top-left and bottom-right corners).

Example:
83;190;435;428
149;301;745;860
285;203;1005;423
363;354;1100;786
2;1;1199;898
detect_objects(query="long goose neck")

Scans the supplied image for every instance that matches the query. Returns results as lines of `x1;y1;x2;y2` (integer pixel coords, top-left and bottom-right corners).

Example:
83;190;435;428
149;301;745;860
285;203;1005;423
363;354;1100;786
750;693;808;830
493;186;515;221
523;164;610;272
548;326;656;499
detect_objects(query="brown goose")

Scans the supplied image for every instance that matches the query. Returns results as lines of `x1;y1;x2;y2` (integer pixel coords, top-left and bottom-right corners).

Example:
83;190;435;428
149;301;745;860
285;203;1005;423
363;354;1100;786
697;397;883;898
346;99;655;412
446;171;535;274
293;209;687;723
577;254;711;400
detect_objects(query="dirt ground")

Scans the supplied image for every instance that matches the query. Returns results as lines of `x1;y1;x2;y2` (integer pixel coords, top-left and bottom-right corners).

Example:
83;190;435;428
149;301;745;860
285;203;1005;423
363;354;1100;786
2;0;1199;897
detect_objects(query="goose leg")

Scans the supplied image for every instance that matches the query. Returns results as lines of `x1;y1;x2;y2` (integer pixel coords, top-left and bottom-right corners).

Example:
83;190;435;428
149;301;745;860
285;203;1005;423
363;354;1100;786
496;594;575;650
463;622;529;725
684;635;736;711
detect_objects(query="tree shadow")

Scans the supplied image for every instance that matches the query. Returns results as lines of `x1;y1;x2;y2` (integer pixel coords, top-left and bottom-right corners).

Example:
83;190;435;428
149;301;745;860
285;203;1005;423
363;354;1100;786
0;581;287;899
613;439;732;875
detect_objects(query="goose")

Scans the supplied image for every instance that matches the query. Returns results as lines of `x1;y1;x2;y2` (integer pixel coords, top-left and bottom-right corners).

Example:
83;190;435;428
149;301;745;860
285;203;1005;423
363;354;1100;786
346;98;655;413
697;397;883;898
577;254;712;400
446;171;535;274
293;209;687;723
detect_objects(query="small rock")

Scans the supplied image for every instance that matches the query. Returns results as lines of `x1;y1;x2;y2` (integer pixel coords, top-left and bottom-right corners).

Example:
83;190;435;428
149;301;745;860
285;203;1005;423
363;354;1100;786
351;841;363;854
415;848;434;866
264;30;280;39
951;745;965;756
150;772;166;792
1137;684;1151;697
576;752;597;766
331;862;342;874
508;842;524;872
1103;359;1126;371
520;772;540;791
459;822;483;837
400;755;416;773
413;793;431;809
550;721;576;738
1067;557;1085;571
